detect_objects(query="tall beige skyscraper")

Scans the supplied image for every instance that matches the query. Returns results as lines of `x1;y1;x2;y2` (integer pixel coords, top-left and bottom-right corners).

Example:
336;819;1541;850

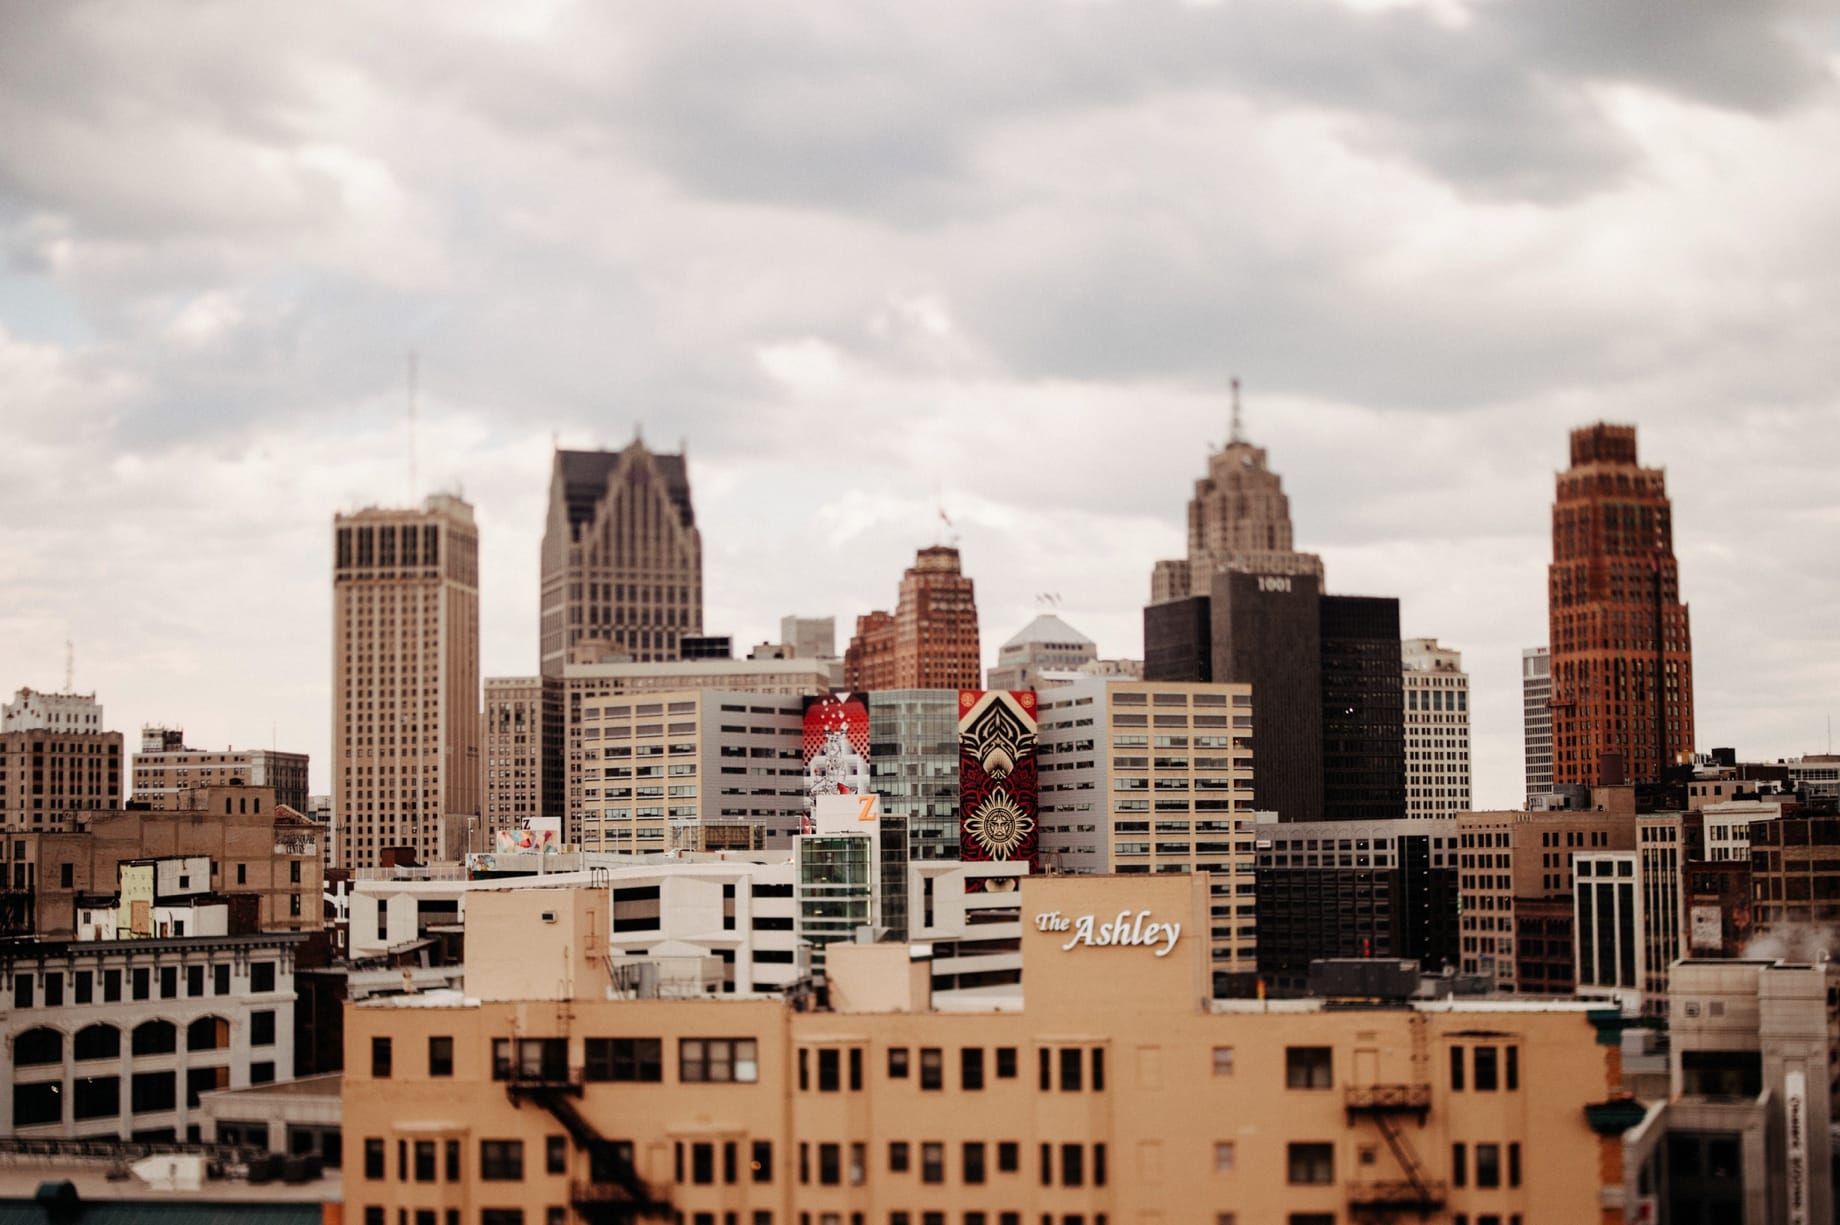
332;494;481;869
1402;637;1471;819
539;438;703;675
1150;383;1323;602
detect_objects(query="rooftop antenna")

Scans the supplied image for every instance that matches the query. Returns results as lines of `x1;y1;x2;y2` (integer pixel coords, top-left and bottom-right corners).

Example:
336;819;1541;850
64;639;73;692
406;351;419;505
1229;376;1245;445
938;505;959;547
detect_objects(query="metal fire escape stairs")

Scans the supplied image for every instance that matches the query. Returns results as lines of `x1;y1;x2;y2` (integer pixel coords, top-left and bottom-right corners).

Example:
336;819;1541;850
1343;1013;1447;1222
503;1005;671;1222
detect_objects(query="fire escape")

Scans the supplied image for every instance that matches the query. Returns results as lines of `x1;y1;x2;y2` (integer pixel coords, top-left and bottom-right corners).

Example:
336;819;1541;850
502;1037;671;1223
1343;1015;1447;1222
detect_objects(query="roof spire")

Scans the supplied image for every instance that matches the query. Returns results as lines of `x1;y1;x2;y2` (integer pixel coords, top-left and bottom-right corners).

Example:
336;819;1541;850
1229;376;1245;445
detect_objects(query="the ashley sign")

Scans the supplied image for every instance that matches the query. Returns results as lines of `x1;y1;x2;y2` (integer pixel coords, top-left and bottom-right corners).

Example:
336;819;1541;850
1035;909;1181;957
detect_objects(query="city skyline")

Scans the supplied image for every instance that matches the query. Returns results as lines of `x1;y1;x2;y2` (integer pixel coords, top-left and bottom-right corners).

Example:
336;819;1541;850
3;5;1839;810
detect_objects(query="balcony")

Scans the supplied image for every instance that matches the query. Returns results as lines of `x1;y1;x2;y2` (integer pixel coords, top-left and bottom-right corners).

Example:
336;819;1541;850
1344;1083;1432;1119
1348;1178;1449;1213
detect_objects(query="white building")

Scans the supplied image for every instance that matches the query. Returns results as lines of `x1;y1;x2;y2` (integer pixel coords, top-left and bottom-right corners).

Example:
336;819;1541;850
1522;647;1553;806
2;688;105;734
1402;638;1470;819
1;932;303;1141
1702;799;1785;863
1573;851;1644;1014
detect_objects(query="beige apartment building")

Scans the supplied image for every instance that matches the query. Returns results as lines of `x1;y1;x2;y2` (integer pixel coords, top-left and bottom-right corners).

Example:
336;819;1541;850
1;688;123;833
1457;808;1637;996
131;726;309;812
333;494;482;869
344;873;1630;1224
571;689;808;853
1034;678;1261;994
1401;638;1470;819
483;677;563;844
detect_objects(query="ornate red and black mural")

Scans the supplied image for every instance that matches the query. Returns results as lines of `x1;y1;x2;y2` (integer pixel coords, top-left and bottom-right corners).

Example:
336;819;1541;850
958;689;1039;882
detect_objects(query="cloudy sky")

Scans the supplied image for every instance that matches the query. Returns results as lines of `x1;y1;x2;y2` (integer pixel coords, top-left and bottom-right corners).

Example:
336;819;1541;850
3;1;1838;807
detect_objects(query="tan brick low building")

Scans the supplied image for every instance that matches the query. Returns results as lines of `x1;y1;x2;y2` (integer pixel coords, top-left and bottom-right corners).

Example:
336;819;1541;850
344;874;1631;1224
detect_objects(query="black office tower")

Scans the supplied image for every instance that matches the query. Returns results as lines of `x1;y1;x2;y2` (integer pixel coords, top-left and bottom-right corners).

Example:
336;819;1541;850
1319;596;1406;822
1143;595;1212;683
1211;571;1323;824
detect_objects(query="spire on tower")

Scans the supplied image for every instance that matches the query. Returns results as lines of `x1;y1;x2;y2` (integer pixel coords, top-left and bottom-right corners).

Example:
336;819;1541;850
1229;377;1245;445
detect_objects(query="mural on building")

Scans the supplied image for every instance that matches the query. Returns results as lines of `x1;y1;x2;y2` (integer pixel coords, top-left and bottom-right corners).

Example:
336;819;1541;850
958;689;1039;889
803;693;872;835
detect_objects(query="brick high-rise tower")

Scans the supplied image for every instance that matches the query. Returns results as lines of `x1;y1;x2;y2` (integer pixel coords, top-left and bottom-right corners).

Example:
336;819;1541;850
843;546;982;691
1548;423;1695;788
333;494;481;868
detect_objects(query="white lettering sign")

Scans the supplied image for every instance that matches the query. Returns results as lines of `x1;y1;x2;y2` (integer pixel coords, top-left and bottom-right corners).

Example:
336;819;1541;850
1035;909;1181;957
1257;576;1292;593
1787;1069;1808;1225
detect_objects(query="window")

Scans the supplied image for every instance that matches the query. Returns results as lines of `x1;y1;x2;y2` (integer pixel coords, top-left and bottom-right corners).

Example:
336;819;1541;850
963;1142;986;1185
251;1011;277;1046
415;1141;436;1182
1213;1047;1234;1076
752;1140;773;1183
494;1038;567;1083
1214;1142;1235;1172
818;1048;841;1092
920;1047;943;1090
74;971;92;1005
214;964;229;995
1475;1143;1501;1189
1449;1046;1465;1090
1285;1047;1333;1089
132;1020;177;1055
1061;1144;1084;1187
105;969;122;1002
962;1047;985;1090
1474;1047;1499;1091
921;1142;944;1184
1287;1143;1334;1185
481;1213;523;1225
585;1038;662;1082
818;1143;840;1186
132;968;150;1000
364;1139;385;1179
996;1047;1018;1079
1060;1048;1083;1091
1506;1046;1519;1091
681;1038;758;1083
1092;1048;1105;1091
250;1060;276;1084
481;1140;525;1181
186;965;204;997
372;1037;392;1078
429;1036;453;1077
1508;1141;1521;1187
850;1047;863;1090
547;1136;568;1175
446;1140;461;1181
160;966;178;999
250;961;276;992
889;1142;909;1173
1452;1143;1467;1188
997;1142;1019;1173
888;1047;910;1079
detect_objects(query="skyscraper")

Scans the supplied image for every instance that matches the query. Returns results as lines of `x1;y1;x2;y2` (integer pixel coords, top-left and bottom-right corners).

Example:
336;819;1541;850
332;494;481;869
539;438;702;675
843;546;981;691
1319;596;1406;823
1522;646;1553;805
482;675;563;844
0;688;121;833
1148;384;1324;603
1402;638;1471;819
1547;423;1695;788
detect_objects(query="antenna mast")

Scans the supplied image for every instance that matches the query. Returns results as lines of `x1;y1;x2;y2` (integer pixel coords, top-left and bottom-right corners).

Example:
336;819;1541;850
1229;376;1245;445
407;351;419;504
64;640;73;692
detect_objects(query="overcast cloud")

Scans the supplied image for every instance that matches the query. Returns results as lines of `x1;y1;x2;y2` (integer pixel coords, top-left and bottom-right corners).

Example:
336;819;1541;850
2;0;1837;808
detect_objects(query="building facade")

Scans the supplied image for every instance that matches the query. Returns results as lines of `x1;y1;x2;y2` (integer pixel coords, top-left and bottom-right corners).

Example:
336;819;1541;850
1;688;122;833
1254;816;1461;994
131;728;309;813
1035;678;1260;992
1;931;304;1142
1402;638;1471;820
539;441;703;675
482;677;563;846
843;547;981;692
864;690;963;866
1522;647;1553;806
986;613;1097;692
1548;423;1696;787
333;494;482;870
343;874;1630;1225
1319;596;1405;824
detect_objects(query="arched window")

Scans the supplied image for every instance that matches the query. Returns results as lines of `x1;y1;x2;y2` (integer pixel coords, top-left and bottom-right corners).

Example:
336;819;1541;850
14;1027;63;1066
74;1024;121;1062
131;1020;177;1056
187;1017;229;1051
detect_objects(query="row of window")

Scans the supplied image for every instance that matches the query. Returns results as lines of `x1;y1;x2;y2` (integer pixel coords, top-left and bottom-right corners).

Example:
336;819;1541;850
10;961;277;1008
13;1015;274;1065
